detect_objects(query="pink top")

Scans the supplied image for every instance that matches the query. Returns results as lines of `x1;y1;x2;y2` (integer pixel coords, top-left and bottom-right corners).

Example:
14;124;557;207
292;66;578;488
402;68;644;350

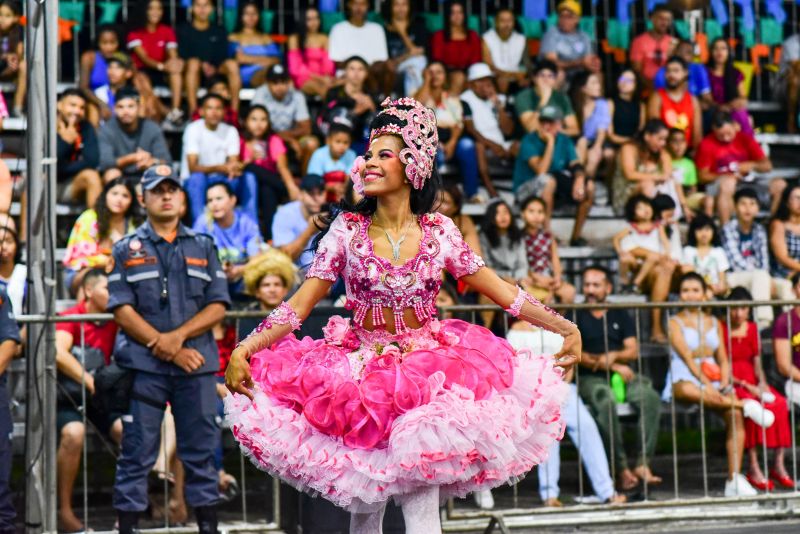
306;212;484;331
287;47;335;89
240;135;287;173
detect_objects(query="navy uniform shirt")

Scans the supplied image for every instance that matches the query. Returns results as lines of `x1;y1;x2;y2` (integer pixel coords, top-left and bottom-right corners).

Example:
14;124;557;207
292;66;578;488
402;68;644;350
107;221;231;375
0;289;21;381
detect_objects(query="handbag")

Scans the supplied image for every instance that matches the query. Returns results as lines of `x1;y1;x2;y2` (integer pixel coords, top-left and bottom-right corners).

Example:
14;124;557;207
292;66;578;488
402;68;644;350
56;346;106;406
700;359;722;382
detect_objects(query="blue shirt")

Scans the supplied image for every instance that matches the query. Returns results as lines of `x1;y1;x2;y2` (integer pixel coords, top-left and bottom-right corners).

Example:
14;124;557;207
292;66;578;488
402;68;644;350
0;289;20;346
271;200;316;268
192;210;263;265
307;146;357;177
513;131;578;192
654;63;711;97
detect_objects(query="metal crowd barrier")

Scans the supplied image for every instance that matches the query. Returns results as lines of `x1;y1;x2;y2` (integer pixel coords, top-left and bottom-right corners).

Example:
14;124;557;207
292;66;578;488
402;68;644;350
9;299;800;532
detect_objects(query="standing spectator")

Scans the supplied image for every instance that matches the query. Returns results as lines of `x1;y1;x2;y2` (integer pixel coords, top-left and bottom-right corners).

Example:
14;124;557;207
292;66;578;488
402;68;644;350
723;287;794;491
515;60;580;136
307;121;357;179
630;5;677;88
63;178;140;296
55;270;122;532
773;274;800;401
253;64;320;172
512;105;594;246
0;286;20;534
577;265;663;490
127;0;185;126
570;70;610;179
539;1;600;83
461;62;516;199
647;56;702;148
381;0;429;98
229;0;281;89
193;182;264;297
706;38;753;136
776;30;800;132
520;195;575;304
681;214;729;298
320;57;378;154
0;224;23;316
436;184;482;256
696;111;776;223
287;7;336;99
178;0;241;115
607;69;645;148
430;0;482;95
770;183;800;279
181;93;257;223
271;174;326;268
482;8;527;94
57;89;103;208
654;40;712;107
0;0;24;116
98;87;172;182
328;0;388;69
722;188;794;328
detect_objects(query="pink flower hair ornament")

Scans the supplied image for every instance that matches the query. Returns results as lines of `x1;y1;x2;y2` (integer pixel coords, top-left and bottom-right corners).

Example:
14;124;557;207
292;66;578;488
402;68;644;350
349;155;366;196
368;97;438;190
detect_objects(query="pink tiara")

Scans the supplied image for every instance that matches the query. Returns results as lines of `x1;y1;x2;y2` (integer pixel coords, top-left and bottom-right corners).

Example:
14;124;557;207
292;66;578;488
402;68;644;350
368;97;438;190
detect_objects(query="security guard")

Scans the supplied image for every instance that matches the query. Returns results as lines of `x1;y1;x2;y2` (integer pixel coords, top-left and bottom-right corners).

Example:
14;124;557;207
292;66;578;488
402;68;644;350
0;288;20;534
107;165;230;533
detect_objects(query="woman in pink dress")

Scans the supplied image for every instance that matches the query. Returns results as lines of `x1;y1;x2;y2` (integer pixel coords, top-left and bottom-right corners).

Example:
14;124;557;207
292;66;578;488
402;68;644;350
287;7;336;98
224;97;580;533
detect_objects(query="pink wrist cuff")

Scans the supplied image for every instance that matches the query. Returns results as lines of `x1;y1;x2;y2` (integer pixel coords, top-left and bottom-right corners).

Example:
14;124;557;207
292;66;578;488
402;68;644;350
238;301;302;348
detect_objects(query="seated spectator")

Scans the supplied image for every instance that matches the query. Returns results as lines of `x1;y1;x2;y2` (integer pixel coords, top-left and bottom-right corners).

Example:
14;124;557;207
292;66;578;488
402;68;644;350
436;183;482;255
775;30;800;132
178;0;241;115
724;287;795;491
56;89;103;208
229;0;281;89
181;93;257;222
415;62;480;201
773;273;800;403
570;70;609;179
431;0;482;95
240;248;298;335
240;104;299;240
92;52;136;114
723;189;794;329
287;7;336;98
520;195;575;304
682;214;729;298
0;224;24;315
193;182;264;297
307;121;357;180
435;282;460;320
512;105;594;246
653;193;684;261
667;127;698;201
80;25;124;123
515;59;580;136
770;183;800;279
539;1;600;84
647;56;702;148
614;195;673;300
654;39;712;107
381;0;429;98
630;6;677;91
55;269;122;532
665;272;773;497
482;8;527;94
607;68;645;148
696;111;776;223
321;57;379;155
461;62;517;199
127;0;185;126
577;264;663;490
189;75;240;128
63;178;140;296
253;64;320;171
328;0;388;70
706;38;753;136
271;174;326;268
98;87;172;182
0;0;24;116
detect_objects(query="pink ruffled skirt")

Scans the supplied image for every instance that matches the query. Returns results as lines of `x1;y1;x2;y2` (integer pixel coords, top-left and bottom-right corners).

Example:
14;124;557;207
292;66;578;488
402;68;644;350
224;317;566;512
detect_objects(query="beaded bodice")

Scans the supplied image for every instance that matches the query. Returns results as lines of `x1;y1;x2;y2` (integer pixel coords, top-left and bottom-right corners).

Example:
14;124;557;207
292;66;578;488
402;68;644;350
306;211;484;331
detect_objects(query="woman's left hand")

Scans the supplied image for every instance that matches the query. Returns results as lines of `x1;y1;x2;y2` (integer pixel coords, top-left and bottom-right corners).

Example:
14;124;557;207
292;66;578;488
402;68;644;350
554;328;581;369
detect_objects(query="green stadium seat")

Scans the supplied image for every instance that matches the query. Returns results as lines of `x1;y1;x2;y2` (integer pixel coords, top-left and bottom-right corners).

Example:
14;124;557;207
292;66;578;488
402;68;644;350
579;16;596;41
517;16;542;39
704;19;723;43
322;11;345;33
59;1;85;33
422;12;443;33
224;8;275;35
97;1;121;25
760;18;783;47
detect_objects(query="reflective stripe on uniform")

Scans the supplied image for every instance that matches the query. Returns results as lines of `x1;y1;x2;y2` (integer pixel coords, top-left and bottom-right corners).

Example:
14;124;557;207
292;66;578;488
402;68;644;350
126;270;160;283
187;269;212;282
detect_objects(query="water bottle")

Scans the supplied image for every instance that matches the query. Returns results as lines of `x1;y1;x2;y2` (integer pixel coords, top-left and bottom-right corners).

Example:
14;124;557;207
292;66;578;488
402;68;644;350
610;372;626;403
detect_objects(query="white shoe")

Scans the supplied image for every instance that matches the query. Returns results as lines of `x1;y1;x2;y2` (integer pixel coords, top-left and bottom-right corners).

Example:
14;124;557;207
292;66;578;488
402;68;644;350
785;381;800;407
724;472;759;497
761;391;776;404
473;489;495;509
742;399;775;428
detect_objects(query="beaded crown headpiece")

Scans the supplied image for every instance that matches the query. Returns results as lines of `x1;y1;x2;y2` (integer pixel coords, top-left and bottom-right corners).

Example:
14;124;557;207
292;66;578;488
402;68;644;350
367;97;438;190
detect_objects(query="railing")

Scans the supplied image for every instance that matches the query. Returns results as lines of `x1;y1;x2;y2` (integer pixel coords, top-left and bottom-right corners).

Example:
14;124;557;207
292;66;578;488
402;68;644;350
8;299;800;531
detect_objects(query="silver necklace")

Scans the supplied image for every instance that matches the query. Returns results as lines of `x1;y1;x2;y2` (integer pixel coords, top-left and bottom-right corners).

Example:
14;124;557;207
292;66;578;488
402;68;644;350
382;218;414;262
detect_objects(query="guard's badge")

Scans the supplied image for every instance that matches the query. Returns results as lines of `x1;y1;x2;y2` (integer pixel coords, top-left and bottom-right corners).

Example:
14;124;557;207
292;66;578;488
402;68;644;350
155;165;172;176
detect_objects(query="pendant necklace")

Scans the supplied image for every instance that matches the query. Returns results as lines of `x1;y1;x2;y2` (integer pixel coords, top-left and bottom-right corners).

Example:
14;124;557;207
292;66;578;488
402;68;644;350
383;217;414;262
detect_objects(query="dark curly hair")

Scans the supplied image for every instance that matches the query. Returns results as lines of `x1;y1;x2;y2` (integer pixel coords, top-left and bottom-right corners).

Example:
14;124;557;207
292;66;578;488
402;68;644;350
687;213;720;247
624;194;654;223
94;178;142;242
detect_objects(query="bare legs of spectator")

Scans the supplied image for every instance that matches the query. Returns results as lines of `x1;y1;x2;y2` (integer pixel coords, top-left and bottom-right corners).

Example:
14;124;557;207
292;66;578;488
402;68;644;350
474;141;499;199
0;161;12;214
12;58;26;114
219;59;242;112
715;175;738;224
644;260;675;343
166;61;185;115
571;178;595;244
770;178;788;216
133;72;169;124
576;138;604;180
70;168;103;209
185;58;202;116
151;406;188;524
788;61;800;133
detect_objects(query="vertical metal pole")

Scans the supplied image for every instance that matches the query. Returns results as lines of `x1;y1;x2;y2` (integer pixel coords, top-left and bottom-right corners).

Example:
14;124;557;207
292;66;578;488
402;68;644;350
24;0;58;529
754;312;769;494
80;323;88;529
602;313;616;483
162;413;169;528
667;309;680;499
573;309;584;500
789;310;797;484
635;308;648;501
698;311;709;498
170;0;177;27
90;0;96;42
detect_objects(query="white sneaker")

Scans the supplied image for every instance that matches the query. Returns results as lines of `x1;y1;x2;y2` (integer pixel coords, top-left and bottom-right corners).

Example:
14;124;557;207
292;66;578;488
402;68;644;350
785;381;800;407
761;391;776;404
724;472;759;497
742;399;775;428
473;489;495;509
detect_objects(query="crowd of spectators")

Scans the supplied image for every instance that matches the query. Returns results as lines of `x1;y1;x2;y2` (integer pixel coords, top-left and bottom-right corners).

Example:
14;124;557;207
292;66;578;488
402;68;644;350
10;0;800;528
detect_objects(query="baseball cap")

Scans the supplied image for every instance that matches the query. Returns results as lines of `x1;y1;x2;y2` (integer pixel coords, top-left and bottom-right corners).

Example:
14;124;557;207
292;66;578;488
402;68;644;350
141;164;180;191
467;62;494;82
299;174;325;192
539;105;564;122
266;64;290;83
115;86;140;103
557;0;582;16
107;52;133;69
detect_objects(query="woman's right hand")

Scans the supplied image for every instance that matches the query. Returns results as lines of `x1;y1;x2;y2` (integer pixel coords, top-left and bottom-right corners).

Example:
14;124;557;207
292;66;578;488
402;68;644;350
554;327;581;369
225;348;254;400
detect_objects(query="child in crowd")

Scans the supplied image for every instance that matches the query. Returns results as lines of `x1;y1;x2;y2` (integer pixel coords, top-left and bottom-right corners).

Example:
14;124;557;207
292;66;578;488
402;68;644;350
191;76;239;127
519;195;575;304
652;193;683;261
681;214;729;298
613;194;672;295
307;120;357;179
93;52;135;113
667;127;702;214
0;0;24;116
664;272;774;497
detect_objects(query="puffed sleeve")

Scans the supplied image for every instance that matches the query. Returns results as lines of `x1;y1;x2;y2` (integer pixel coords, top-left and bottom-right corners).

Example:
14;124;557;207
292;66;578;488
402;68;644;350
434;214;485;279
305;213;350;282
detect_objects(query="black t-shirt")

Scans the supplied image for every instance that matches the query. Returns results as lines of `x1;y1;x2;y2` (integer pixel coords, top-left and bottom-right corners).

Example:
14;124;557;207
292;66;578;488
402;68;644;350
177;23;230;66
385;17;430;58
576;308;636;378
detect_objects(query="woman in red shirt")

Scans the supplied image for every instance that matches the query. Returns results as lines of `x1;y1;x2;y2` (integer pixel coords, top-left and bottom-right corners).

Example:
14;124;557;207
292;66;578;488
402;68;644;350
430;0;481;95
723;287;794;490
